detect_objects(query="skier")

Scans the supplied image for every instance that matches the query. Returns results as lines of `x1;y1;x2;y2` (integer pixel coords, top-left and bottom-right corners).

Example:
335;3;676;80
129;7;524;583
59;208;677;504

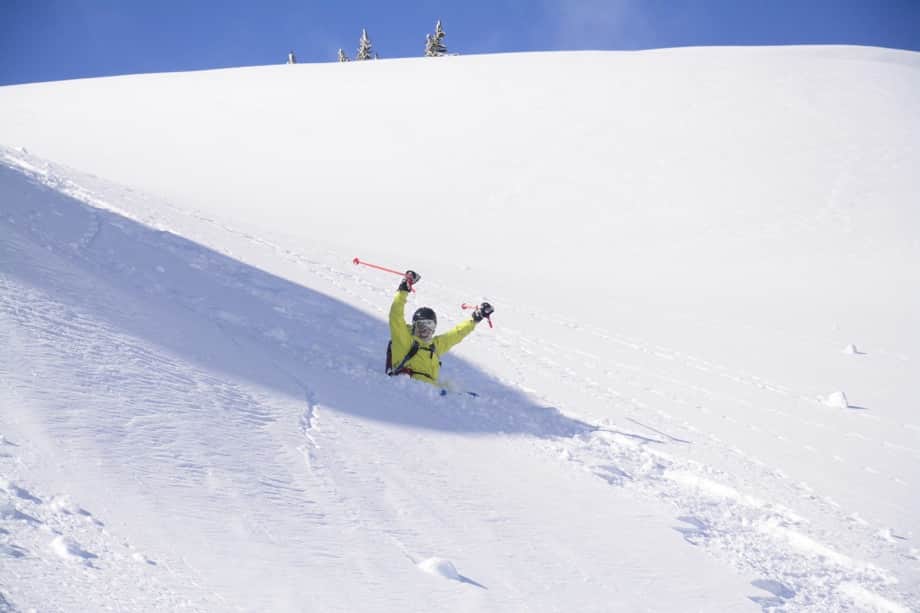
387;270;493;386
287;51;297;64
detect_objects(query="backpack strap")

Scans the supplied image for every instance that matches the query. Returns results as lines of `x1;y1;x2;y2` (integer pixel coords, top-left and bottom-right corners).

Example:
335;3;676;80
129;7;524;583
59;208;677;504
388;340;421;376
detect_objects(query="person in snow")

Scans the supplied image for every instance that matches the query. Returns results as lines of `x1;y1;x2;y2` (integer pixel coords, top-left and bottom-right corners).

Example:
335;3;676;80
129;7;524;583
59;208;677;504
388;270;493;385
287;51;297;64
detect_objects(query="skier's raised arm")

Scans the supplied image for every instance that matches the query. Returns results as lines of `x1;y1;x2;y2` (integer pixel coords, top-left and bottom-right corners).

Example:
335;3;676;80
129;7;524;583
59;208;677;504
433;302;492;355
389;270;420;351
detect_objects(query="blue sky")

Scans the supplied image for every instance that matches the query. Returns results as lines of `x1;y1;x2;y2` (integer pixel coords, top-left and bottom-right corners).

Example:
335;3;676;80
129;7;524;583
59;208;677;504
2;0;918;86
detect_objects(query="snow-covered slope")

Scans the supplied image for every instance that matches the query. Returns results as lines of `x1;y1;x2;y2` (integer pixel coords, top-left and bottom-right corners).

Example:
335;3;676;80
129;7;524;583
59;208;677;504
1;46;918;612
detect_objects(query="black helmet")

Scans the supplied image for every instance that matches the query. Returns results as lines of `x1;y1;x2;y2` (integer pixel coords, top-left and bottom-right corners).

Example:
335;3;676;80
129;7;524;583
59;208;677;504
412;307;437;324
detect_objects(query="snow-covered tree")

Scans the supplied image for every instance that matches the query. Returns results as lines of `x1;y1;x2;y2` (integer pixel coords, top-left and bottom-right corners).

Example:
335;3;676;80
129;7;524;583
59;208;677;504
337;48;350;62
425;20;447;57
356;29;374;61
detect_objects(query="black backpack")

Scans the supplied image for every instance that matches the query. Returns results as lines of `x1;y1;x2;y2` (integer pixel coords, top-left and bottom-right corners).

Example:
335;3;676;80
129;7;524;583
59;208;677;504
386;339;420;376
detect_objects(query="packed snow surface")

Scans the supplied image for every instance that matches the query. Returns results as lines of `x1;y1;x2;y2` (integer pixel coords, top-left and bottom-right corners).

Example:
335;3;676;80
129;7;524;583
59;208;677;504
1;46;919;612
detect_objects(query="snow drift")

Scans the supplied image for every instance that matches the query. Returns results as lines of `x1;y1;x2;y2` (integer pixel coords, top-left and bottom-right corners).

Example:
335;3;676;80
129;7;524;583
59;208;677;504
1;45;919;612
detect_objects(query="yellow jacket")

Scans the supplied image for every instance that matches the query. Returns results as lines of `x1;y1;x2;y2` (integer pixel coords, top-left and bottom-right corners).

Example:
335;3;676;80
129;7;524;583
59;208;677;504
389;290;477;384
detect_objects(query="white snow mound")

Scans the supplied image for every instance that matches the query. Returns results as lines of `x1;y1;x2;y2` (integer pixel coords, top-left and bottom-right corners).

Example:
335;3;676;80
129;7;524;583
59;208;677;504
49;536;95;562
49;494;81;514
417;557;462;581
823;391;849;409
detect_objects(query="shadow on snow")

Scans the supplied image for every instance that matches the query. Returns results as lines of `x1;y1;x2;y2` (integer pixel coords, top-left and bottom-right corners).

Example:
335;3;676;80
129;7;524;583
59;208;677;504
1;162;594;440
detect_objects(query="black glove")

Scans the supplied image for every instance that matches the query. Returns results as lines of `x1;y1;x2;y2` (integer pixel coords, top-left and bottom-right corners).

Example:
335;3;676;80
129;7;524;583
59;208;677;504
472;302;494;322
398;270;421;292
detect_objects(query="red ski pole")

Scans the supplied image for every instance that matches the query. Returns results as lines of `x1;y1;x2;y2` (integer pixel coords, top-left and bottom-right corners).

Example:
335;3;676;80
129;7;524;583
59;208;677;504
353;257;415;291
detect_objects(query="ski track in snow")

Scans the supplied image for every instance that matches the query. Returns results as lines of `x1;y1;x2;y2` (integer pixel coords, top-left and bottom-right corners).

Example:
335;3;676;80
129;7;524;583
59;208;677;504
1;149;918;612
470;304;918;610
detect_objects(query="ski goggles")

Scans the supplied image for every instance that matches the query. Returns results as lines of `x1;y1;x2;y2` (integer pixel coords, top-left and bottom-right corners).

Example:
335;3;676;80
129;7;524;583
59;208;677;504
413;319;437;338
